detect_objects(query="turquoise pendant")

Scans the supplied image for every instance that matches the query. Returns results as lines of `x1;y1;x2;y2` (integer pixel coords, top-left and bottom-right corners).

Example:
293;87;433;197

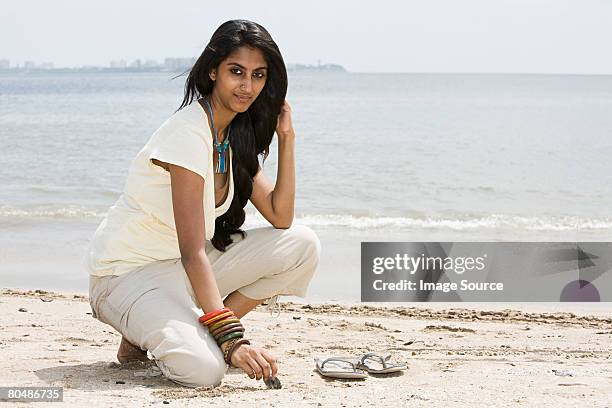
215;138;230;173
201;97;231;174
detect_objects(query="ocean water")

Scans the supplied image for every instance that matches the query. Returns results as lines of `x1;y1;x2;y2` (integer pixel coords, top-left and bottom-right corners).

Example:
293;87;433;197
1;71;612;299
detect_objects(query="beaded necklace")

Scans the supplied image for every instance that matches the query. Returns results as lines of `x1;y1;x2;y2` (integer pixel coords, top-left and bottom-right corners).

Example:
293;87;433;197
201;97;230;174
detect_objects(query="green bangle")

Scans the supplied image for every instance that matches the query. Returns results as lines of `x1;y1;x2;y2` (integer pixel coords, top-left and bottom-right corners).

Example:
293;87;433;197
217;331;243;345
213;325;244;342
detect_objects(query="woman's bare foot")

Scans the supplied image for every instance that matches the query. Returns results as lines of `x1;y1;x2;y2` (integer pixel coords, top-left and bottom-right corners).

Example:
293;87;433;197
117;336;149;364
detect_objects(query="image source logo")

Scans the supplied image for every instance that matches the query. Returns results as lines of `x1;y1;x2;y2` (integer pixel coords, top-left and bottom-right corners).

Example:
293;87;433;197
360;242;612;302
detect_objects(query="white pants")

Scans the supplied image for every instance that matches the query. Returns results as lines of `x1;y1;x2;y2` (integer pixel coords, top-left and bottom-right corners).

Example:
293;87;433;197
88;225;320;387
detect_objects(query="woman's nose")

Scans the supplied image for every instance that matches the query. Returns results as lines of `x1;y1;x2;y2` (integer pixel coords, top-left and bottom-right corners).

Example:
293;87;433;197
240;77;252;92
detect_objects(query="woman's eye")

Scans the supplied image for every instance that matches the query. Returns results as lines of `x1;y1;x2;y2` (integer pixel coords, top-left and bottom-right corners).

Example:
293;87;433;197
230;68;264;78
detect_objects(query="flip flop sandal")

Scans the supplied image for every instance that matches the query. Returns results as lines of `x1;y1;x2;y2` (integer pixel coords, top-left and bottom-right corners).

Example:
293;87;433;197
314;356;368;379
356;352;408;374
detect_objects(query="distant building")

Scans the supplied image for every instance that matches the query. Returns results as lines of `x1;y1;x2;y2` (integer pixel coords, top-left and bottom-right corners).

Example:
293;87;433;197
110;59;128;68
286;63;347;72
24;61;36;69
164;57;196;71
129;59;142;69
143;59;159;68
0;59;9;69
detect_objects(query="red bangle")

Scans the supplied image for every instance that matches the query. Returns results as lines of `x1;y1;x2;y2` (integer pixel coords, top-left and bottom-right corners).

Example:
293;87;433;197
199;307;230;324
203;310;235;326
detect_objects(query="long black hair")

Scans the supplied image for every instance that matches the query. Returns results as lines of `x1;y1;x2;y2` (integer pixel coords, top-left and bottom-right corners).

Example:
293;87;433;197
177;19;288;252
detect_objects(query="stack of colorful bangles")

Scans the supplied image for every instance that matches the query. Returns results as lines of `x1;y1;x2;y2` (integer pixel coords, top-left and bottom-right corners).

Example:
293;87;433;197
198;307;250;366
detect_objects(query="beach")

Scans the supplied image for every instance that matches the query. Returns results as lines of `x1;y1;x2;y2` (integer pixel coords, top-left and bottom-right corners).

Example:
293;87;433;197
2;71;612;407
2;288;611;407
3;2;612;406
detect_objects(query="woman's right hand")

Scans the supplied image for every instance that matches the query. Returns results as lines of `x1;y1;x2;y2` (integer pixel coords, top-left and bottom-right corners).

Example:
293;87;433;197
228;343;278;380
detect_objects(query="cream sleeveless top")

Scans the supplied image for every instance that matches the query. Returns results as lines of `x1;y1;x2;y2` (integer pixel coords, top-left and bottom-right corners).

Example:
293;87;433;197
83;100;234;277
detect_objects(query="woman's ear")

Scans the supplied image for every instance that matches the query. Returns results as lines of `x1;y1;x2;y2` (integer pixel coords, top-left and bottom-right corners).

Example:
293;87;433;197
209;69;216;81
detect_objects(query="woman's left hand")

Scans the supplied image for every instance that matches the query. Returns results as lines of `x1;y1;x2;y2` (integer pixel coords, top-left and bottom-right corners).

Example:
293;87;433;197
275;100;295;139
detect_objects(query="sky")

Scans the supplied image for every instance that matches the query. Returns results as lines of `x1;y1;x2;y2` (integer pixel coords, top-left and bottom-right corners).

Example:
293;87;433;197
2;0;611;74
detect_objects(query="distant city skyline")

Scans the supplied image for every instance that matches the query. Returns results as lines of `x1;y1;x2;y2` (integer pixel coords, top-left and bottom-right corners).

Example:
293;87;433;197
0;57;346;73
0;57;199;70
2;0;611;75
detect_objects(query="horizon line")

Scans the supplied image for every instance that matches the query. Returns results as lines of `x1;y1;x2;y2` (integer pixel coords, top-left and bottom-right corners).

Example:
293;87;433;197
2;67;611;77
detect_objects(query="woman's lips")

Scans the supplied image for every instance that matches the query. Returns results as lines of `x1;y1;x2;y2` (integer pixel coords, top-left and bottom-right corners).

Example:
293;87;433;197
235;94;251;103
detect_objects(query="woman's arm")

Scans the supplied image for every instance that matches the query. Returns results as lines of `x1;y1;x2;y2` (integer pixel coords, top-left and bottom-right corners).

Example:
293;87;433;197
168;163;225;313
167;162;278;379
249;135;295;228
249;100;296;228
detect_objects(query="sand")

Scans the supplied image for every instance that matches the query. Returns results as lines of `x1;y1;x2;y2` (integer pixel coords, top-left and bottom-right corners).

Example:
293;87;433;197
1;288;611;407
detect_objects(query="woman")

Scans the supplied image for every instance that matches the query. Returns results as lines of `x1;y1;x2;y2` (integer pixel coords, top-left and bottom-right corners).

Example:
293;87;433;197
84;19;321;388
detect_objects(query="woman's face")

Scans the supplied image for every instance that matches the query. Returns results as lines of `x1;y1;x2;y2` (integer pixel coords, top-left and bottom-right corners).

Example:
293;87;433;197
210;46;268;113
